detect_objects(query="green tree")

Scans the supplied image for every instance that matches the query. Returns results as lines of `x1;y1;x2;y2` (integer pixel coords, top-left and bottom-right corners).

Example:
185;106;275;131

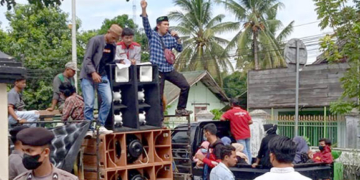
169;0;240;86
3;4;72;110
217;0;292;70
0;0;63;10
314;0;360;113
223;71;247;98
0;23;9;51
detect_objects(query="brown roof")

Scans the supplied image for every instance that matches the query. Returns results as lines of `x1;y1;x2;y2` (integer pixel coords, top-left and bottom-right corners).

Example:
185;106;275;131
164;71;229;105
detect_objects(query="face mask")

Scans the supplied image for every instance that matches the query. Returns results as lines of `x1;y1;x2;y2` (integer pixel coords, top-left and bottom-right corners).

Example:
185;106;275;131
200;148;208;154
23;153;43;170
319;146;325;151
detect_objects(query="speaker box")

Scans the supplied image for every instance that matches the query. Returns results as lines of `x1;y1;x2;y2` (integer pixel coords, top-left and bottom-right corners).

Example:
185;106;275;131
115;66;129;83
139;66;153;82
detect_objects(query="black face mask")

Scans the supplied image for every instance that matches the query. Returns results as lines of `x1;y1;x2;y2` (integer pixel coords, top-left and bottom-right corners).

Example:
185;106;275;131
319;146;325;151
23;153;43;170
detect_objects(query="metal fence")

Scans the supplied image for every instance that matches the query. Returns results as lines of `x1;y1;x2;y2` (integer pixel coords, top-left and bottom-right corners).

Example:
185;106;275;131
266;115;346;146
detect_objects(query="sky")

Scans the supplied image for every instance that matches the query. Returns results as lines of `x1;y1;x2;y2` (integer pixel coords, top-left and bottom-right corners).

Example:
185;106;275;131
0;0;333;64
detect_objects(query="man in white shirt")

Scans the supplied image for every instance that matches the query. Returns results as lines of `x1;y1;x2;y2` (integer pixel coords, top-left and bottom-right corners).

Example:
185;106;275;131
210;145;238;180
255;136;311;180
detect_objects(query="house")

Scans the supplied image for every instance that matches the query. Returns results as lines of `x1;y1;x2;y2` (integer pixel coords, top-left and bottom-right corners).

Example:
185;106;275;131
164;71;229;121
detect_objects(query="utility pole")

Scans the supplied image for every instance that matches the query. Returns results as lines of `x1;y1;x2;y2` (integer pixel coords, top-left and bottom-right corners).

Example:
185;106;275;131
72;0;78;90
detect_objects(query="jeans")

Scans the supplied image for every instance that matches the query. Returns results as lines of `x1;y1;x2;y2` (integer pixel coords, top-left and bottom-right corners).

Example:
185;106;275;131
159;70;190;120
9;111;39;127
237;138;251;164
81;76;112;126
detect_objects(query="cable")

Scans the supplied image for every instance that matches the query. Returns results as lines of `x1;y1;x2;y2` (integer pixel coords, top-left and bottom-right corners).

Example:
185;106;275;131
137;147;149;164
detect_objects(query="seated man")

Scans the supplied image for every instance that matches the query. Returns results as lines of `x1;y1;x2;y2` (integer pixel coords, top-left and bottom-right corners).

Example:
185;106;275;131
255;136;311;180
115;27;141;65
59;82;84;121
9;126;29;179
8;77;39;127
210;145;237;180
312;138;333;164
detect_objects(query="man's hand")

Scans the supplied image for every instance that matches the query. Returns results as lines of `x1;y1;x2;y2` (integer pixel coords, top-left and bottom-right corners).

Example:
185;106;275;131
195;153;205;161
130;59;136;65
91;72;101;83
46;107;54;111
251;163;258;168
141;0;147;9
18;119;27;124
170;30;178;37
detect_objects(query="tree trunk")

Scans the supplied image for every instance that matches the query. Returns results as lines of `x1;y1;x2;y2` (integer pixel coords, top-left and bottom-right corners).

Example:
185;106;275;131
253;30;259;70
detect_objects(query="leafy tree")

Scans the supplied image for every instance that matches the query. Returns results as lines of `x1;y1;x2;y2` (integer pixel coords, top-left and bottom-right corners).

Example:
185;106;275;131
314;0;360;113
0;0;63;10
223;71;247;98
217;0;292;70
169;0;240;86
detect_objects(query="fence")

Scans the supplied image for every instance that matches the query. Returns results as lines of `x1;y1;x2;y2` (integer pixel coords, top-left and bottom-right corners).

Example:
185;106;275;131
266;115;346;146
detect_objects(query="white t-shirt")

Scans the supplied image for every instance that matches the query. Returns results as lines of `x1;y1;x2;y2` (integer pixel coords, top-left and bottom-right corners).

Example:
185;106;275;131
255;167;311;180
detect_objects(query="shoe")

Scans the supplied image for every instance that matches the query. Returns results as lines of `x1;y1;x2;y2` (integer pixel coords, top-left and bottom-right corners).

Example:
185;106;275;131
85;131;93;138
99;126;113;134
175;109;193;116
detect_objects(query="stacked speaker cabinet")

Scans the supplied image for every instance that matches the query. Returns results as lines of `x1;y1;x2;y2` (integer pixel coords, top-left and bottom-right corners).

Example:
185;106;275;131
105;64;162;131
81;129;173;180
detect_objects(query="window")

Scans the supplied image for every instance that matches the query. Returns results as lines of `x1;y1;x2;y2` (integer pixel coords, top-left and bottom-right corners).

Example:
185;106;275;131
194;106;207;121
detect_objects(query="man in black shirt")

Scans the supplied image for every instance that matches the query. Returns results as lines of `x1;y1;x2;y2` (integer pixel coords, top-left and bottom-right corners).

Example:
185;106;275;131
80;24;122;136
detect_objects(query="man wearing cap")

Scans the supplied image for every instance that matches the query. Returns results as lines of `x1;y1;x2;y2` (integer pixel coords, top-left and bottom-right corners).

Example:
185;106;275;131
80;24;122;135
9;126;29;179
141;0;192;121
8;76;39;127
46;62;77;113
14;127;78;180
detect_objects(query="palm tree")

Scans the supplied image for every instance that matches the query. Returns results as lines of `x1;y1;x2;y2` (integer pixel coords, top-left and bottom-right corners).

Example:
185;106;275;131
168;0;240;86
217;0;293;70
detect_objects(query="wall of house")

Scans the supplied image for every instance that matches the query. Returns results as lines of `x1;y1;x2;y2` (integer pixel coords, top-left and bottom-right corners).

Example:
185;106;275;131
167;82;227;121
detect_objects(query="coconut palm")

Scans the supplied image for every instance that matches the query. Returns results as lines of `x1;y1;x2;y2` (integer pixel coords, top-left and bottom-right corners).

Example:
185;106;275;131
217;0;293;70
168;0;240;86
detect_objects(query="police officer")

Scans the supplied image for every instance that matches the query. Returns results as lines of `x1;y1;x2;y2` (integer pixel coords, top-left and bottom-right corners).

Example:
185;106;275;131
14;127;78;180
9;126;29;179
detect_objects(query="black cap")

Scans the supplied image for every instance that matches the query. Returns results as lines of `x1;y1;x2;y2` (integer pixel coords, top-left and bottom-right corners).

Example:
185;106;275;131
17;127;55;146
156;16;169;24
10;126;29;143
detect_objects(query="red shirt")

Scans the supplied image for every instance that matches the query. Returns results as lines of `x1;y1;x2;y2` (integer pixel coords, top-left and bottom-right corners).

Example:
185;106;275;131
222;107;251;140
62;94;84;121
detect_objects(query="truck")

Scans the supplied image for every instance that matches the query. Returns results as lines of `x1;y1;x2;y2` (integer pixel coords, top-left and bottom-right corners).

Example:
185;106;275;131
171;120;332;180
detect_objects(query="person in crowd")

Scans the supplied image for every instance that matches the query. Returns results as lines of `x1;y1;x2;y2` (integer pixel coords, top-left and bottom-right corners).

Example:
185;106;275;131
221;136;232;146
193;141;210;167
141;0;192;122
293;136;312;164
210;145;237;180
14;127;78;180
46;62;77;113
312;138;333;164
59;82;84;121
221;98;252;163
195;123;224;180
9;126;29;179
115;27;141;65
8;76;39;127
252;124;279;168
232;143;249;164
254;136;311;180
80;24;122;136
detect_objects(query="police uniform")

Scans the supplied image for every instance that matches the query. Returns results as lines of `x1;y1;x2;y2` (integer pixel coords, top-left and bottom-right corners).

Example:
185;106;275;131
9;126;29;179
14;127;79;180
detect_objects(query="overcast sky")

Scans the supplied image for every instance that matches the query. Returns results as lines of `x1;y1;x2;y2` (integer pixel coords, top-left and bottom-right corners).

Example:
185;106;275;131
0;0;333;64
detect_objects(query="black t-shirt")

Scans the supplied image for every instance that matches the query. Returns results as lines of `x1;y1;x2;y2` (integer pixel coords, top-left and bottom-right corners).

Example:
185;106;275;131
98;44;115;76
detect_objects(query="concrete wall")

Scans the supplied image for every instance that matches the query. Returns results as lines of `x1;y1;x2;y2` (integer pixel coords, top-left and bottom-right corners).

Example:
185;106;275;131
167;82;227;121
0;84;8;179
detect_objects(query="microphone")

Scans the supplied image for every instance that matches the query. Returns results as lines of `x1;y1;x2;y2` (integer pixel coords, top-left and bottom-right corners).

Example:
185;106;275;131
168;29;180;40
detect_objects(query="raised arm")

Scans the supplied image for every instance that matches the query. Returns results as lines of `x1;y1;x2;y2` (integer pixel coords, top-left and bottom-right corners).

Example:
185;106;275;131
141;0;152;39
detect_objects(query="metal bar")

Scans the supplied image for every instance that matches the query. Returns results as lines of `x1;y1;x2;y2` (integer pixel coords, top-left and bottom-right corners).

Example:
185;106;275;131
71;0;78;91
96;121;100;180
295;40;300;137
187;115;193;177
324;106;327;138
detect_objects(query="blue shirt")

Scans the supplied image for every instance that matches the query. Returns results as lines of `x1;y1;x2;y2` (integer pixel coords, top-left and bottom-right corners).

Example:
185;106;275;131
210;162;235;180
141;15;183;72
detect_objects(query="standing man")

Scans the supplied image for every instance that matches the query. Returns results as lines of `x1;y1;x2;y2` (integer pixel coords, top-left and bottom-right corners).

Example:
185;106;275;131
80;24;122;135
141;0;192;121
46;62;77;113
9;126;29;179
115;27;141;65
14;127;78;180
221;98;252;163
8;77;39;127
210;145;238;180
254;136;311;180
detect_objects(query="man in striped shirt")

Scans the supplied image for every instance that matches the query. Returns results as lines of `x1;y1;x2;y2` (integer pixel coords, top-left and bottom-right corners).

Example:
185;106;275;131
141;0;193;120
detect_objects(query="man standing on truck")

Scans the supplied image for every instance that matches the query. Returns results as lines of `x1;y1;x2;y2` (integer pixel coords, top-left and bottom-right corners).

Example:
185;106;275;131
210;145;238;180
221;98;252;164
254;136;311;180
195;123;224;180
